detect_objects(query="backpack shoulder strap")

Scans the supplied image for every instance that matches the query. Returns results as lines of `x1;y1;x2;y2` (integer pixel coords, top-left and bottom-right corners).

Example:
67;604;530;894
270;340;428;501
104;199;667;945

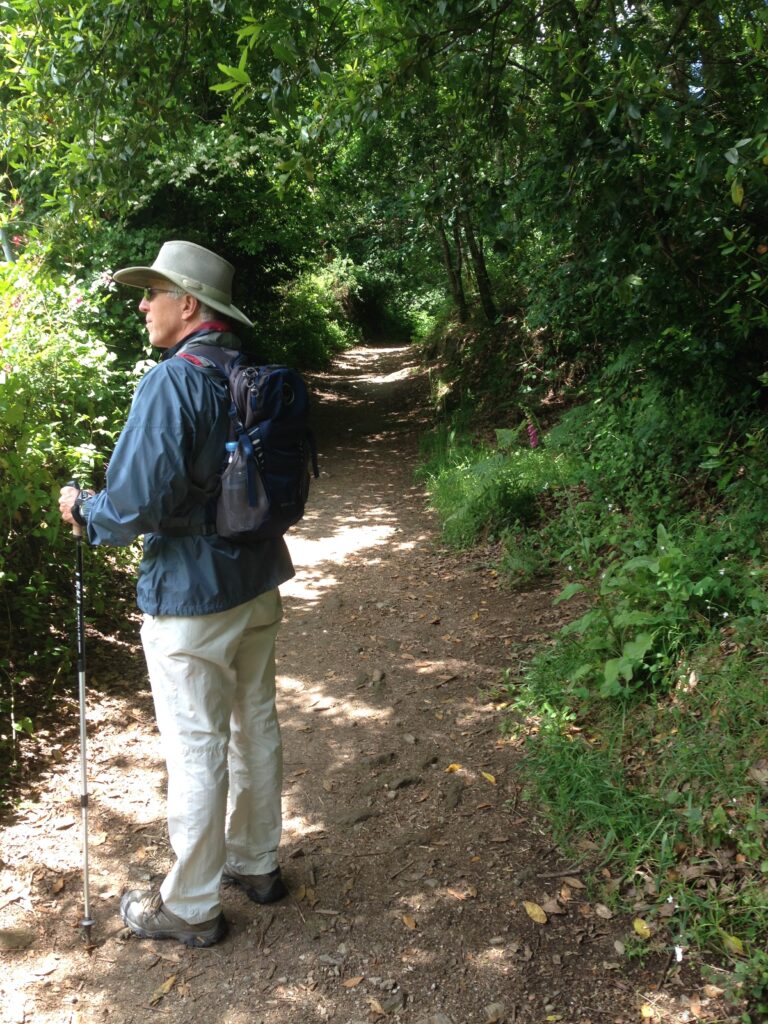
177;340;242;376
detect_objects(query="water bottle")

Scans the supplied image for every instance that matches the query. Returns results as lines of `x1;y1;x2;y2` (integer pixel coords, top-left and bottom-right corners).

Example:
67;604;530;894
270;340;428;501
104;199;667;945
216;440;269;539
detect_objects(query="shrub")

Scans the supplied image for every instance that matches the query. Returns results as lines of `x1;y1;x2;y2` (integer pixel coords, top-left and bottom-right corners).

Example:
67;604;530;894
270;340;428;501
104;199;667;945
0;248;136;772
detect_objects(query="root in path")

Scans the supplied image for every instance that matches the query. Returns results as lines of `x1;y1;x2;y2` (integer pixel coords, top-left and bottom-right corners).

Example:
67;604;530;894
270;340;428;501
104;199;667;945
0;346;711;1024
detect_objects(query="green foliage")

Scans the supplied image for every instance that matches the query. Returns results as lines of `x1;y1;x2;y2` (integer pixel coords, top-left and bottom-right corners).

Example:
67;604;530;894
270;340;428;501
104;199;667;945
554;522;768;700
259;262;359;368
417;420;558;548
0;248;136;765
548;370;753;520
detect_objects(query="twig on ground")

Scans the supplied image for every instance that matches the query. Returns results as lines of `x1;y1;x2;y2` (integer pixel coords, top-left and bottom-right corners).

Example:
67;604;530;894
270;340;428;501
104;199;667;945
257;912;275;950
291;894;306;923
536;868;584;879
389;859;415;880
656;948;676;991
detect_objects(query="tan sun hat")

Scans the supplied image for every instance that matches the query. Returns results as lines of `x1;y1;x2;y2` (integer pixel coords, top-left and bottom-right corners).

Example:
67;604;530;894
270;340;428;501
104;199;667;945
113;240;253;327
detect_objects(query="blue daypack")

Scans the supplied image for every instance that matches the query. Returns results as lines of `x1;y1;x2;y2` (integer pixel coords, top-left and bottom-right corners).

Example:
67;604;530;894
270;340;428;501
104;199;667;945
178;338;318;542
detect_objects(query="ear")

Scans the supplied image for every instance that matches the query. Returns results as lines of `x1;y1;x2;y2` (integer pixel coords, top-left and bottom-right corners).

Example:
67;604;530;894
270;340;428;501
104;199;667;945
179;292;201;322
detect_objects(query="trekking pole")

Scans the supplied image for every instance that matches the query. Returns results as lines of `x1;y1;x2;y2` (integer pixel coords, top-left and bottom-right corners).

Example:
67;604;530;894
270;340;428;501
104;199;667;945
66;480;94;944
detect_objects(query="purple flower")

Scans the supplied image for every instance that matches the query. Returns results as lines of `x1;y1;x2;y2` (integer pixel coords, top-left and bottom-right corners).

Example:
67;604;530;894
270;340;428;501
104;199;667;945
526;422;539;448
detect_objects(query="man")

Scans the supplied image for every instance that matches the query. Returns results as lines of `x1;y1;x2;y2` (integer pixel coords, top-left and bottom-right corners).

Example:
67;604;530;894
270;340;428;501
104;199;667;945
58;241;294;947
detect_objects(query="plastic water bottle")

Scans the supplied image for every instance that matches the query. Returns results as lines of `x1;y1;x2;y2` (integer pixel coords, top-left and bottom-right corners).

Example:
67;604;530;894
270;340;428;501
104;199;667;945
216;440;268;538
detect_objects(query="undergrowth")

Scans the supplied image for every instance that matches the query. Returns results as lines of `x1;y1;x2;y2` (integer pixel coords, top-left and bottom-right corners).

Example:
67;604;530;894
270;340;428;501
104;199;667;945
418;358;768;1020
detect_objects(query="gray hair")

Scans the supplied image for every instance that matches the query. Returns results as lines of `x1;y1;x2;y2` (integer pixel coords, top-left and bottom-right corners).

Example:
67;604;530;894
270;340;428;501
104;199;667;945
172;288;218;321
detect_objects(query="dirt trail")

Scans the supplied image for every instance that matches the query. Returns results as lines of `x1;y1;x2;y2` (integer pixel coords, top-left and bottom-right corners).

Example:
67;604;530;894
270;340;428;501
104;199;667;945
0;346;707;1024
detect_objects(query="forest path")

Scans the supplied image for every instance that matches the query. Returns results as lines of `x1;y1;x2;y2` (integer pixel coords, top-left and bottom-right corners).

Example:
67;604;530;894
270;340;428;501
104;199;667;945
0;346;702;1024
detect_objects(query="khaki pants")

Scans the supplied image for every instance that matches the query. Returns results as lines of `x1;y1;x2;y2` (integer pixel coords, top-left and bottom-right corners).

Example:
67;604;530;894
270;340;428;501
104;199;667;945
140;589;283;923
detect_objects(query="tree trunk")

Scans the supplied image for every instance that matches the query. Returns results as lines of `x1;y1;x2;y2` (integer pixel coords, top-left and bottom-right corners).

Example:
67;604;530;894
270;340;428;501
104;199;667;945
0;227;15;262
462;212;497;325
436;219;468;322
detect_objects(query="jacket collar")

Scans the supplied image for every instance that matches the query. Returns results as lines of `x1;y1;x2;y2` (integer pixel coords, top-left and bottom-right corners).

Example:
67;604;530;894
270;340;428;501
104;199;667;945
160;321;236;361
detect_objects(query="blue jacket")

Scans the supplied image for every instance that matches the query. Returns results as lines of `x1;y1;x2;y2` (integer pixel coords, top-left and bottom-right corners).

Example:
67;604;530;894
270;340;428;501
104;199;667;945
79;330;295;615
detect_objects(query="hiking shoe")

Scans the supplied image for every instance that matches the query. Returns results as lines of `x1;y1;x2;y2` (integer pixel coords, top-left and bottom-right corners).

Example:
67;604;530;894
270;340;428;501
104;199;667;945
222;866;287;904
120;889;228;947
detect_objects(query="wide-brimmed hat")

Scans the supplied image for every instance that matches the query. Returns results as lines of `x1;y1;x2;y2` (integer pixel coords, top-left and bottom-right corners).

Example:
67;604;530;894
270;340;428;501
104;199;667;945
113;240;253;327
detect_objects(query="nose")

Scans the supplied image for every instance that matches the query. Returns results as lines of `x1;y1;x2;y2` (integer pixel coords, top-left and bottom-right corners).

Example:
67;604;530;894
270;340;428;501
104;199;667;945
139;296;150;313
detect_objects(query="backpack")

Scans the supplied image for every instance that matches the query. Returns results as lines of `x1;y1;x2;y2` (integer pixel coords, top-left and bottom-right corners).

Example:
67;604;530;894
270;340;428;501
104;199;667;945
178;338;318;542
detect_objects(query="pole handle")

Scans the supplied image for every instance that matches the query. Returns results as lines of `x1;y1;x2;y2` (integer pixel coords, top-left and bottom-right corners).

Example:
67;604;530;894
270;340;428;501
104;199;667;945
65;479;83;539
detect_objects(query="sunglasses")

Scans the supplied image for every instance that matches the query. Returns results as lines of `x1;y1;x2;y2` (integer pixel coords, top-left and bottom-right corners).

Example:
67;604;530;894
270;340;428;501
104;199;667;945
142;287;176;302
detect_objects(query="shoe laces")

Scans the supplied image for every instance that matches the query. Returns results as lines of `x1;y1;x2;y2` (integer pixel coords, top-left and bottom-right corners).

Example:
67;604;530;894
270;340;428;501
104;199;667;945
138;891;164;915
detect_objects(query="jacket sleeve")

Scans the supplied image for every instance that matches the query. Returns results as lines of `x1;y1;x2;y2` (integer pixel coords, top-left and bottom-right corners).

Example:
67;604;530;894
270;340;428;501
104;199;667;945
81;360;217;547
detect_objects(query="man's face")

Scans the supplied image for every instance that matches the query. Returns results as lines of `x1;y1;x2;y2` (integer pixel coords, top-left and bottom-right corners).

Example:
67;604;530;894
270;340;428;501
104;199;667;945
138;283;188;349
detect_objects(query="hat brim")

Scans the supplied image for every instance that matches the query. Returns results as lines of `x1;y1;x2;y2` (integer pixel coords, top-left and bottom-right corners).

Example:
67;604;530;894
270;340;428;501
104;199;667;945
113;265;253;327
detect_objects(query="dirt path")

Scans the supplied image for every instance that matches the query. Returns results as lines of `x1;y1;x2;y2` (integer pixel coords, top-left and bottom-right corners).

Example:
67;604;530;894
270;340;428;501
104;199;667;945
0;347;712;1024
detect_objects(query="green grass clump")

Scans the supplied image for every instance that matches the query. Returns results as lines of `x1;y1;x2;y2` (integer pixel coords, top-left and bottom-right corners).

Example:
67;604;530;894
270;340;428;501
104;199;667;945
417;422;562;549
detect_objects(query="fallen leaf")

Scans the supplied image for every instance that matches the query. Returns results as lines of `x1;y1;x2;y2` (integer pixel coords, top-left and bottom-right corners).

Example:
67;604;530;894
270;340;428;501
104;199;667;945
523;900;548;924
481;771;496;785
149;974;177;1006
595;903;613;919
563;876;585;889
703;984;724;998
445;763;462;773
92;832;108;846
343;976;364;989
542;898;566;915
633;917;652;940
722;932;744;956
402;914;417;930
447;885;477;901
51;877;65;894
640;1005;656;1020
